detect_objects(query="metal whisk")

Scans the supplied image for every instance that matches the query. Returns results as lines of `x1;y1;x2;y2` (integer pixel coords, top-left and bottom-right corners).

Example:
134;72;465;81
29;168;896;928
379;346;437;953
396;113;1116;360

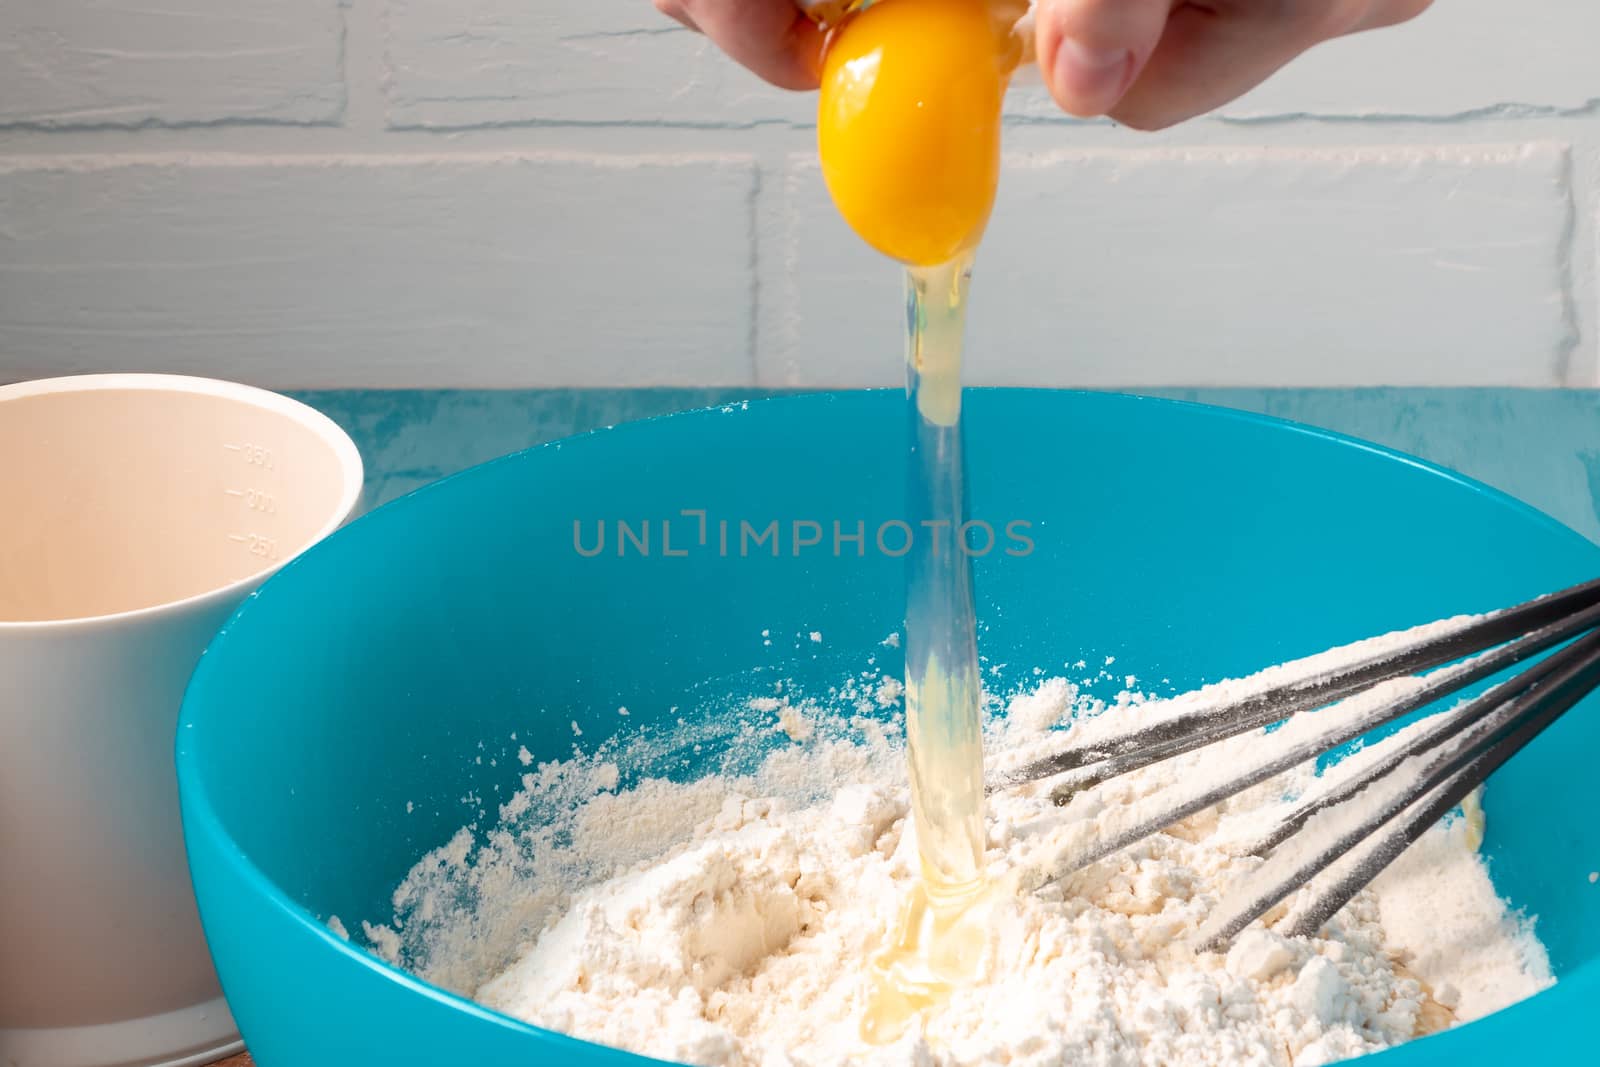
989;577;1600;952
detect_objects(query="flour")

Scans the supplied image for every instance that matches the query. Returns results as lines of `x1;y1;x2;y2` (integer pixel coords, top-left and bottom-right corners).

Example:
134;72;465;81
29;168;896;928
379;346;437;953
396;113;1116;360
356;664;1552;1067
1369;817;1550;1021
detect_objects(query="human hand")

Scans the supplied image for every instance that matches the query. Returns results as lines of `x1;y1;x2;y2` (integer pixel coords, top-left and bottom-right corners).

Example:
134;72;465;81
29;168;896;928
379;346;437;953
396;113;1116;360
1037;0;1434;129
651;0;826;91
653;0;1432;129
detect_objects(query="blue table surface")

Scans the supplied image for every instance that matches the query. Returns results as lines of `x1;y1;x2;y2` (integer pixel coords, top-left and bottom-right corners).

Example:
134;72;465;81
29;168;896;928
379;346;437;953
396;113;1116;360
288;388;1600;545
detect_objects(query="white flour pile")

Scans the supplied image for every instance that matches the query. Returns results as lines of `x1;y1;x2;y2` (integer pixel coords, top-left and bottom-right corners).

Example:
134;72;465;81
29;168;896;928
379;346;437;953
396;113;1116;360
350;649;1552;1067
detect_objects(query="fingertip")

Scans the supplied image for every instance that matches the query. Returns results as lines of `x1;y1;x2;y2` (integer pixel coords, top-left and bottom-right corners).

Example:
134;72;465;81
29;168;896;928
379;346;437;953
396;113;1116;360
740;7;824;90
1044;34;1134;117
1035;0;1166;117
787;15;826;89
653;0;700;33
679;0;823;92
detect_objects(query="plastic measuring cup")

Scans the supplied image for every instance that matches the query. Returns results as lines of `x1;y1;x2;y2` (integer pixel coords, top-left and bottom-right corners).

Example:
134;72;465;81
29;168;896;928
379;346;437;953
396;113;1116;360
0;374;363;1067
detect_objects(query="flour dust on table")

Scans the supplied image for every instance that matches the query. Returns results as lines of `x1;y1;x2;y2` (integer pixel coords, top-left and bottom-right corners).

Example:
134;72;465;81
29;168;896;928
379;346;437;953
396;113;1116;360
346;656;1550;1067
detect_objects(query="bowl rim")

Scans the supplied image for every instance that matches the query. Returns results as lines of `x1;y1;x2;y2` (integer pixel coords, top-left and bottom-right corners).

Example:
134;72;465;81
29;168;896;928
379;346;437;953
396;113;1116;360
176;387;1600;1063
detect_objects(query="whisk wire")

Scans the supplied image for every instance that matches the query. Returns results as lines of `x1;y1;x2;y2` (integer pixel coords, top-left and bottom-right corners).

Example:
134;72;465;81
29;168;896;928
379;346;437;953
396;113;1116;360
1190;625;1600;951
1281;639;1600;938
1243;599;1600;855
1003;576;1600;952
1002;578;1600;794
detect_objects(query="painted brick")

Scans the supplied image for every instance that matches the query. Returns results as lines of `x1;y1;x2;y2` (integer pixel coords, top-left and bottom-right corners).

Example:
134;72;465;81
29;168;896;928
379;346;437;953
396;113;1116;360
0;0;344;127
0;153;757;388
766;145;1574;388
382;0;808;129
1008;0;1600;123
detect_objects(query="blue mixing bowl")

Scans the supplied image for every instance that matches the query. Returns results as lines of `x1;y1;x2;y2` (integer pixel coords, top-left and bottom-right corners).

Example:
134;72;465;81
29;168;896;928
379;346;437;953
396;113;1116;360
177;390;1600;1065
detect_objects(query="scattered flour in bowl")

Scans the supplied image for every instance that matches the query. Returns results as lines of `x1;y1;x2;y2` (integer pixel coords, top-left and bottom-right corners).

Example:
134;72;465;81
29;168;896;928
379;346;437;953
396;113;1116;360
352;668;1552;1067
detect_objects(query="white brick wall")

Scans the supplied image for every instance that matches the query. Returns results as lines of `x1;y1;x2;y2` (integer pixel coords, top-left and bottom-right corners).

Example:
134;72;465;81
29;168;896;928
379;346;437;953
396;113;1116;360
0;152;756;386
1;0;1597;388
0;0;346;127
774;145;1577;388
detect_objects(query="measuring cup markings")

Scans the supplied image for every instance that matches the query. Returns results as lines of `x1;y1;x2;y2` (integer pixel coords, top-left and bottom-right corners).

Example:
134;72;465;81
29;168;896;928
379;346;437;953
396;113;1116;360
221;441;285;560
220;443;283;562
223;487;278;514
221;441;275;470
224;531;280;560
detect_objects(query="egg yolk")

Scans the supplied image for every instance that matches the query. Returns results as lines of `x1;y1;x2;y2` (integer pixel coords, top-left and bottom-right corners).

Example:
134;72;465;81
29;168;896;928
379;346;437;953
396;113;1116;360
817;0;1017;267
